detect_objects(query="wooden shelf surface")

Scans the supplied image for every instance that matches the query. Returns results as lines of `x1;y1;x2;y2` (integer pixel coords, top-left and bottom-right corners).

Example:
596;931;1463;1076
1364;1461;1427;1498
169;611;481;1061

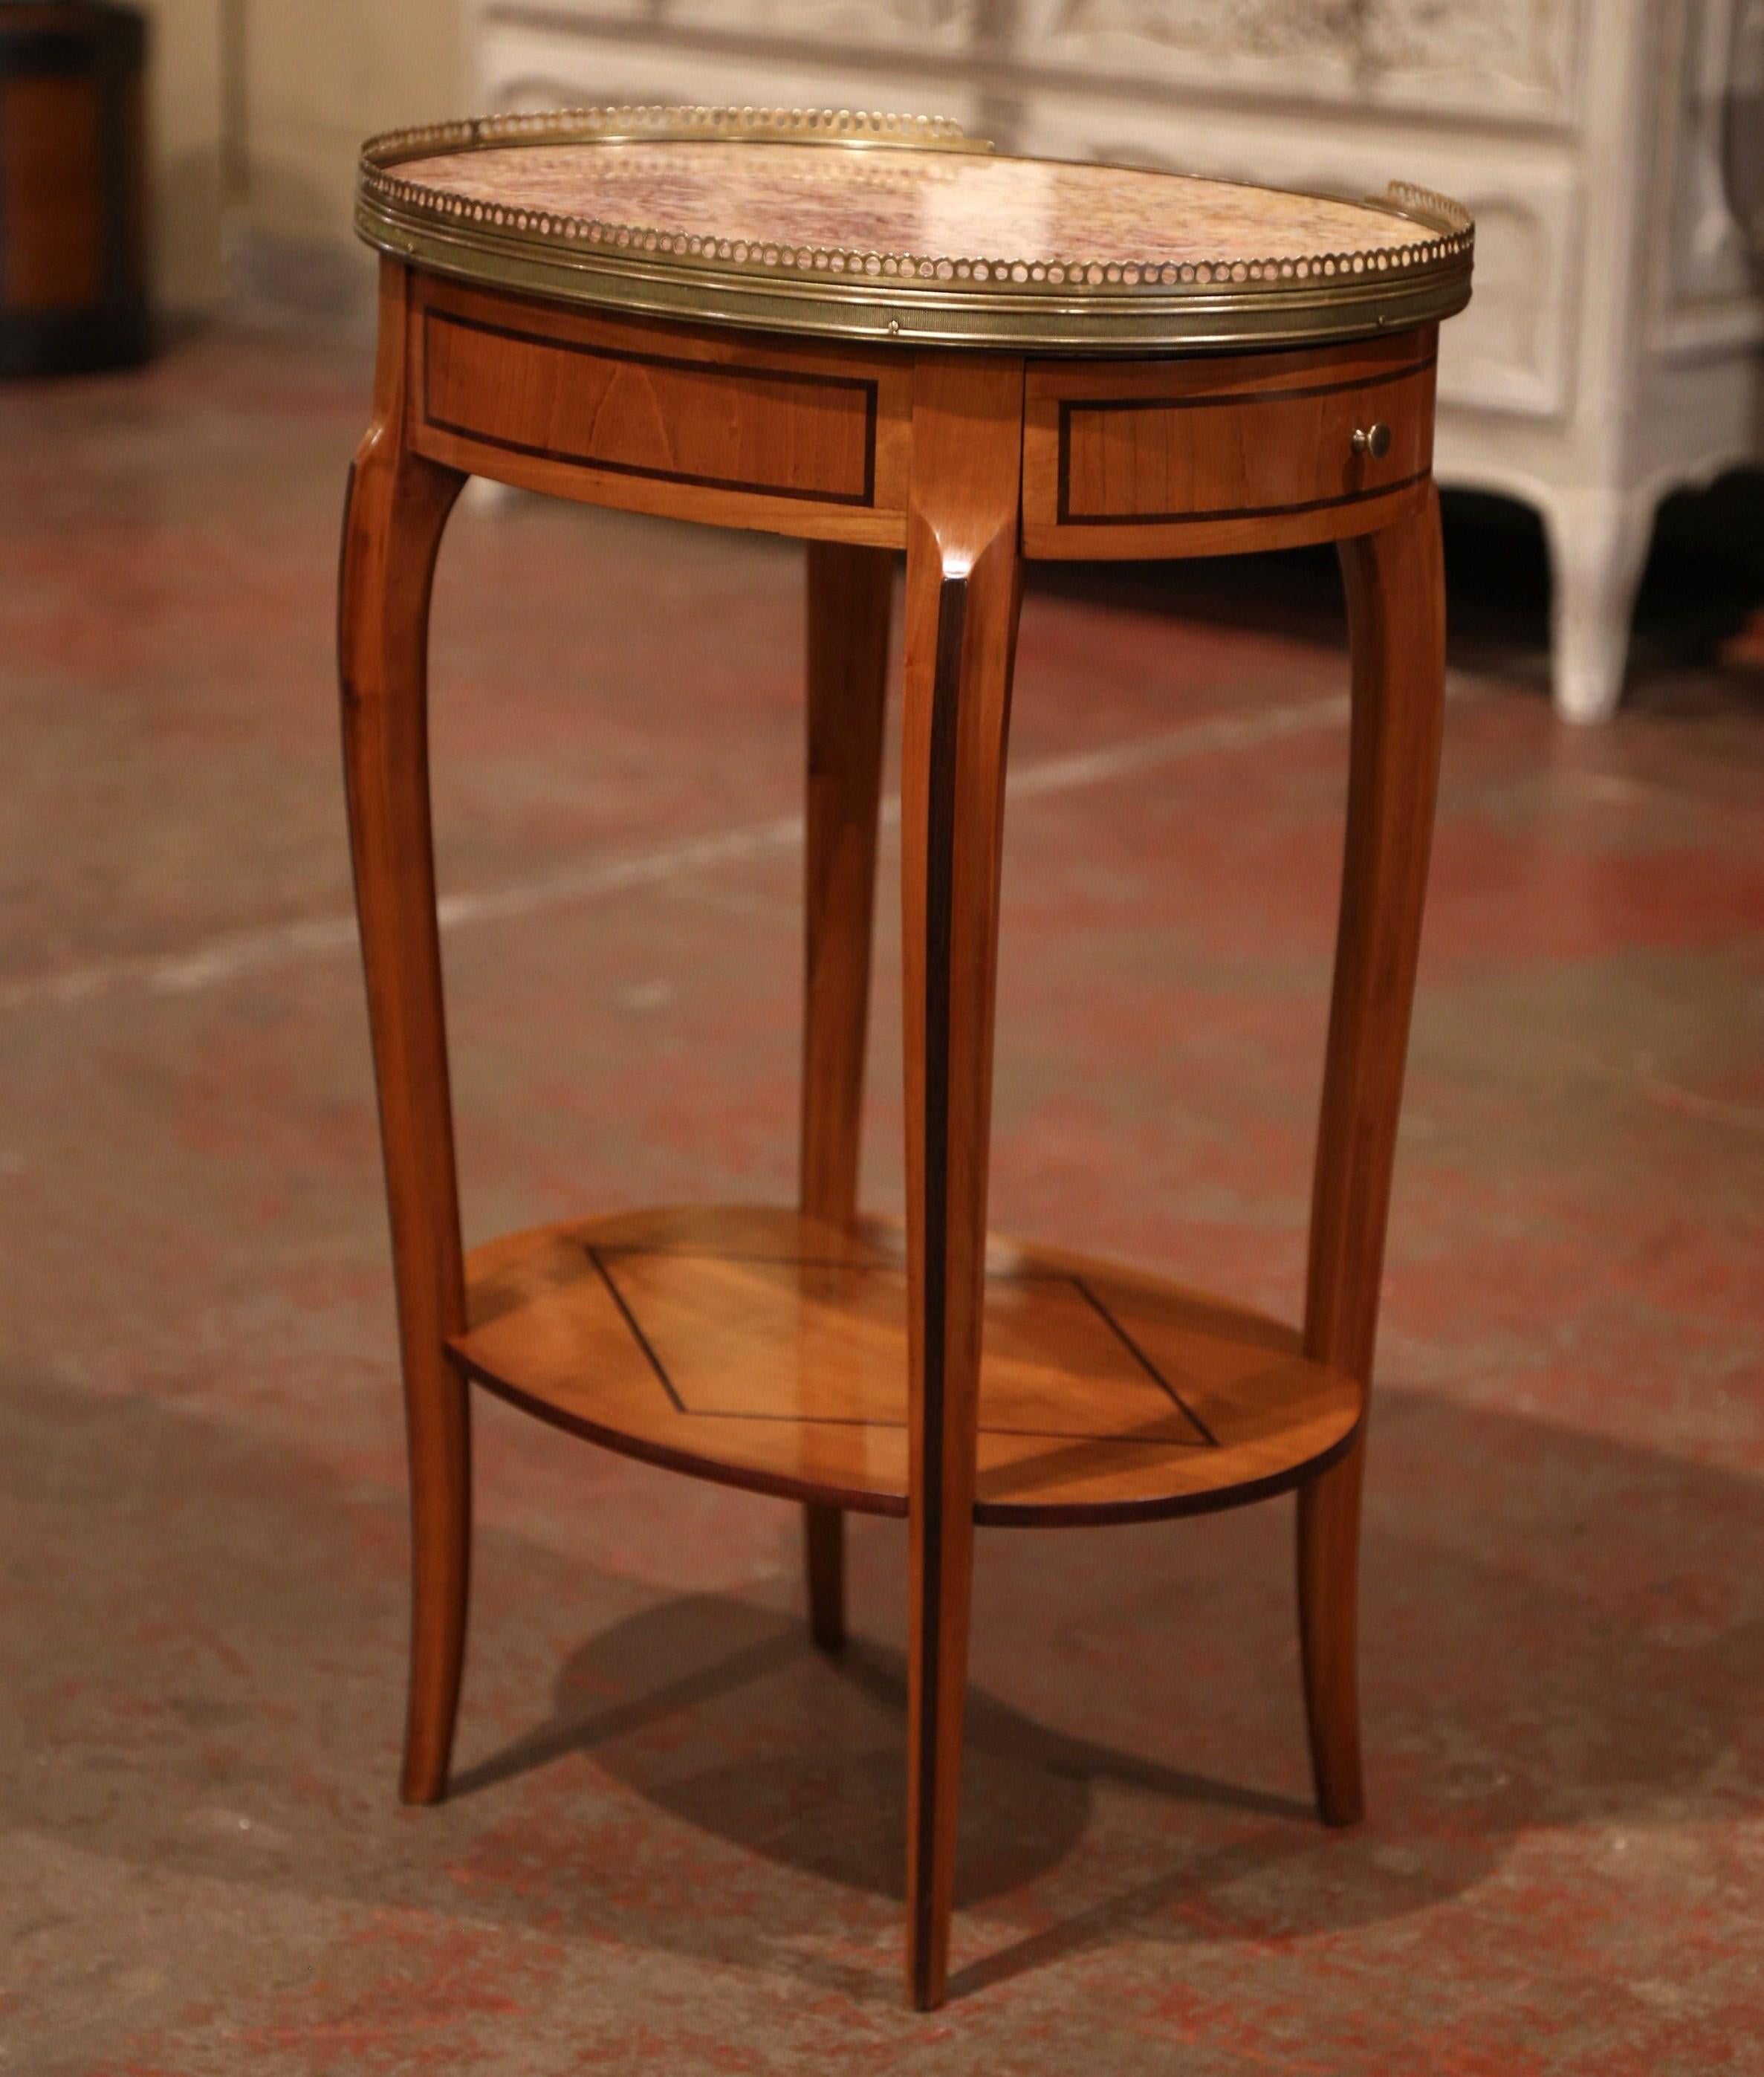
450;1206;1362;1526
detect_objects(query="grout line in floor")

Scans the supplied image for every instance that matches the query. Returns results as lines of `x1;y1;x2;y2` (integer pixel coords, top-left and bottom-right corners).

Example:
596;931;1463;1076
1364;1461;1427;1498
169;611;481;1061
1;679;1478;1017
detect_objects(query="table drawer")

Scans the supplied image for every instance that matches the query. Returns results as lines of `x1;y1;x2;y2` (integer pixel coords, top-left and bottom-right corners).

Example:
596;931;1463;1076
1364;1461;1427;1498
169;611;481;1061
1022;329;1436;559
408;275;911;545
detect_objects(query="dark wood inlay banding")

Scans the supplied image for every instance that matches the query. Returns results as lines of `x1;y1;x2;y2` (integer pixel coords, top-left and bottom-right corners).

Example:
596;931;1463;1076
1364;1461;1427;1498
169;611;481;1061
444;1203;1364;1528
1064;354;1436;422
1048;347;1436;530
911;568;968;2003
587;1248;684;1411
1056;453;1430;529
576;1248;1211;1445
1070;1274;1219;1446
421;305;878;507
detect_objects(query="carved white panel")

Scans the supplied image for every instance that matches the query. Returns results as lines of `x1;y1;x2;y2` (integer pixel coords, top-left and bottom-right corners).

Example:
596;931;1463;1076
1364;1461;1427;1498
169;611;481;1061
664;0;979;48
472;0;647;23
461;0;1759;721
1015;95;1580;418
1730;0;1764;245
1431;190;1569;418
473;23;980;133
1650;0;1764;357
1016;0;1584;123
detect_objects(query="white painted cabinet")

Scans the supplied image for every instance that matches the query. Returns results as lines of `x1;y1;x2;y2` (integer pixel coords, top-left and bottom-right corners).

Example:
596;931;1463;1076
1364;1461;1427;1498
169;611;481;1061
468;0;1764;720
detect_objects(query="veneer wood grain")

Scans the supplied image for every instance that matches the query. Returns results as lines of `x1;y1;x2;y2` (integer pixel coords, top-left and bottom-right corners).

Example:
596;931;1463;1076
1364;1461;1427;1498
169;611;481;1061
338;262;470;1807
409;275;912;545
1297;484;1447;1825
447;1205;1363;1526
896;351;1025;2008
799;538;895;1652
1022;329;1437;559
343;208;1456;2006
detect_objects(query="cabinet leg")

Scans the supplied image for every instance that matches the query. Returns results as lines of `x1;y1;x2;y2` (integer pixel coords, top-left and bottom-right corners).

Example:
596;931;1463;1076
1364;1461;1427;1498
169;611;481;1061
338;262;470;1807
1300;485;1447;1827
1297;1440;1367;1824
1543;487;1656;725
800;540;893;1653
899;353;1024;2010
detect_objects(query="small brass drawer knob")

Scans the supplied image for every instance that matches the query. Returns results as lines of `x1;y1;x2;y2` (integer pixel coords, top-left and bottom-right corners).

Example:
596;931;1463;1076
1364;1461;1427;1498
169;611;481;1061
1352;422;1392;460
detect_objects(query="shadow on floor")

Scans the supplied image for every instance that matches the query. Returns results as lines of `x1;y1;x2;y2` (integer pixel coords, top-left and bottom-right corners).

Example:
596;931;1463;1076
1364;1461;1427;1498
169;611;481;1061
1025;475;1764;707
6;1370;1761;2002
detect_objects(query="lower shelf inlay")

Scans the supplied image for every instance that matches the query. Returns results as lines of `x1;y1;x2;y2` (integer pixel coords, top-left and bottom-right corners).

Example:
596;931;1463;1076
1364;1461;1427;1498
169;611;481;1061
450;1205;1362;1526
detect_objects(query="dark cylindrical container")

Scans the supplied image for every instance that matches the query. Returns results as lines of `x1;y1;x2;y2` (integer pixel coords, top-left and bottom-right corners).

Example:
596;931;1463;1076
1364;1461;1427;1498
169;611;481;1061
0;2;149;376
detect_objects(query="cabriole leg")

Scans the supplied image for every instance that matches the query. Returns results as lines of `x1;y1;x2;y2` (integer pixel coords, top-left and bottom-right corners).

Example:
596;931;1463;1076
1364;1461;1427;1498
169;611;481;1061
1300;483;1447;1826
338;260;470;1805
898;353;1025;2009
800;540;893;1651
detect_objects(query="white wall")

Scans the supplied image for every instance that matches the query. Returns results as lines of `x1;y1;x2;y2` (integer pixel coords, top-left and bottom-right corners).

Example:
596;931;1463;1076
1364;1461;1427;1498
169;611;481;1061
139;0;463;319
140;0;224;311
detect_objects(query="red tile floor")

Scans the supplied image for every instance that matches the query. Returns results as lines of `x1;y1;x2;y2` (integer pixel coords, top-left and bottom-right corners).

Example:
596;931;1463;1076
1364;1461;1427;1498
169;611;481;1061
2;331;1762;2073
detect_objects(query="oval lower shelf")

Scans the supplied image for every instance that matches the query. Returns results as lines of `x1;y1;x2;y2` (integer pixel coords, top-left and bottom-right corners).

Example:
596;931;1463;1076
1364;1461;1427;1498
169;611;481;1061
450;1205;1363;1526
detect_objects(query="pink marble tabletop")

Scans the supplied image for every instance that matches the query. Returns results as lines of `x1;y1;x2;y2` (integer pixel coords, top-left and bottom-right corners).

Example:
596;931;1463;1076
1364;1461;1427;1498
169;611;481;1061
392;140;1435;273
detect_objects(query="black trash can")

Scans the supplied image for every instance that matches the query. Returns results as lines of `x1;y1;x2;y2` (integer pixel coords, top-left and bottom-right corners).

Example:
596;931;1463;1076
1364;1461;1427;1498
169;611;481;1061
0;1;150;376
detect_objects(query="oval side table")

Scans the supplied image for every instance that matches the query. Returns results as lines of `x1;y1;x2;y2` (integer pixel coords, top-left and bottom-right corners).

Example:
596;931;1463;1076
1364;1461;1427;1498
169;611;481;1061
338;107;1473;2011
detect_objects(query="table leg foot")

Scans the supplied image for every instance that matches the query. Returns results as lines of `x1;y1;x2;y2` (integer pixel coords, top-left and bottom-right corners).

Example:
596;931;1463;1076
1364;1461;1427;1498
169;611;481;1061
802;1503;846;1654
339;260;471;1807
900;353;1024;2010
799;539;892;1652
1297;1440;1366;1825
1296;482;1447;1833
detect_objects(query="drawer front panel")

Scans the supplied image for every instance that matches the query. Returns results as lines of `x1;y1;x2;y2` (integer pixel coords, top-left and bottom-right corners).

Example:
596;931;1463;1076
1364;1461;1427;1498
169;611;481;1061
408;277;912;543
1024;331;1437;559
1060;358;1433;525
422;305;876;505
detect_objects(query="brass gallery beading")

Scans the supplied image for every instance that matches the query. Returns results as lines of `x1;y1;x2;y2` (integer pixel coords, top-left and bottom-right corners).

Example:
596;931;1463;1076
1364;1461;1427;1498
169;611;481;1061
356;104;1475;354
